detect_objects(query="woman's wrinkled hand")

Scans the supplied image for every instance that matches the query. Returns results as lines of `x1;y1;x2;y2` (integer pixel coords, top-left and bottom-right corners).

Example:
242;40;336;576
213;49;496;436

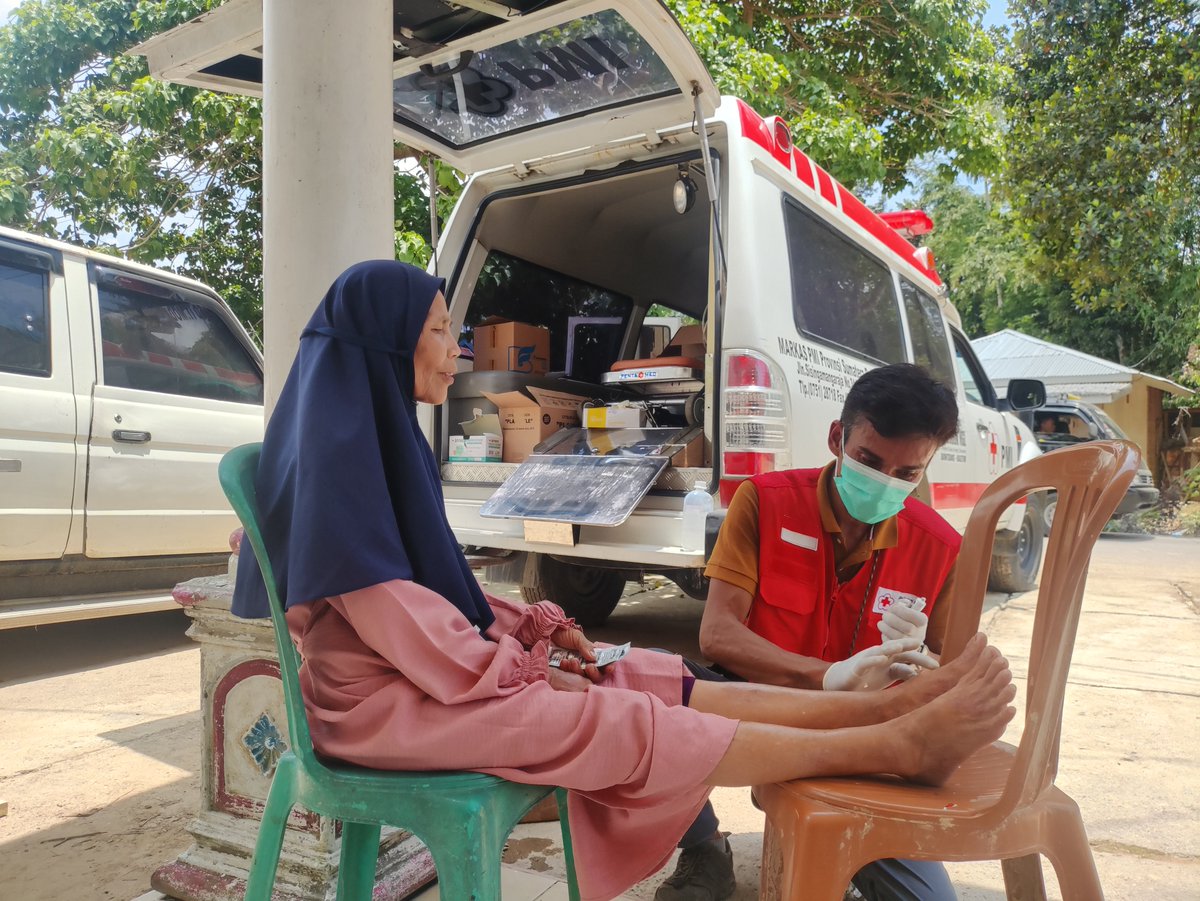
547;666;593;692
550;627;603;683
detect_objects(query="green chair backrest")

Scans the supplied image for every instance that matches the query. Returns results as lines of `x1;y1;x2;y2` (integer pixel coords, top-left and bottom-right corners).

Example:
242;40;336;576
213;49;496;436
219;442;319;771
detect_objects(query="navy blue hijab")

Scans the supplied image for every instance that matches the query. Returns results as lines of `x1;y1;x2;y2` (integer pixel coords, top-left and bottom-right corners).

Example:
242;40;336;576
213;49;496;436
232;260;494;631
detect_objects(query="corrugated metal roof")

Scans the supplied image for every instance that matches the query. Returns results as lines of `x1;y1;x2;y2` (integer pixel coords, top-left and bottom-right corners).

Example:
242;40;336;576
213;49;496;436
971;329;1190;396
973;329;1132;380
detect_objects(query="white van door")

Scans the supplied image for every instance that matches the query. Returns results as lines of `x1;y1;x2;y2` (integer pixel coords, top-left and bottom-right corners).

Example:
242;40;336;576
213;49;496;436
136;0;718;174
934;327;1017;530
84;265;264;558
0;240;79;561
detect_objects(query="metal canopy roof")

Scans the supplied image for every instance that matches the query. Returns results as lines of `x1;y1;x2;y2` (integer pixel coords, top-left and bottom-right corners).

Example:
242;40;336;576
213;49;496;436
972;329;1188;402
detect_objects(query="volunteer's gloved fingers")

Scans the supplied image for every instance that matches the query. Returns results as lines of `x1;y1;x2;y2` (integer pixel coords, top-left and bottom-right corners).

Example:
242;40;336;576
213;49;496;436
822;637;922;691
887;662;922;682
876;636;923;657
877;605;929;643
891;648;940;670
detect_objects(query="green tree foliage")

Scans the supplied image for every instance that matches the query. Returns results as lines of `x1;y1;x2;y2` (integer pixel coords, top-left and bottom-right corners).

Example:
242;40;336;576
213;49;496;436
0;0;269;327
673;0;1006;190
1001;0;1200;375
916;171;1046;338
0;0;1026;336
0;0;440;334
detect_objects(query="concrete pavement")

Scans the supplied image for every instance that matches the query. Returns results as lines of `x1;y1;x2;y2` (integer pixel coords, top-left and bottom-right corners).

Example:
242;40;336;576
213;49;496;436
0;534;1196;900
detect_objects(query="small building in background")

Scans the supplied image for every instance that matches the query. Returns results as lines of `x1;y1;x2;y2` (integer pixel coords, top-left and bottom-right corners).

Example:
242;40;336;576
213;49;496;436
972;329;1190;482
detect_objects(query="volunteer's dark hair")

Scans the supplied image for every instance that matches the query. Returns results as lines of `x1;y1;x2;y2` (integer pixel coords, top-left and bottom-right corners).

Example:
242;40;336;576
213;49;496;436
840;363;959;445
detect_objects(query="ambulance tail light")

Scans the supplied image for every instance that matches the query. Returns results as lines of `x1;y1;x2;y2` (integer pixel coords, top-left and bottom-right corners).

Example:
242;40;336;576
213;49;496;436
720;350;790;505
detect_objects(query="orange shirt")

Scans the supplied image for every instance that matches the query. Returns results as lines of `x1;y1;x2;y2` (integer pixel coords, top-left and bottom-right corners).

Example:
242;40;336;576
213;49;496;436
705;463;957;652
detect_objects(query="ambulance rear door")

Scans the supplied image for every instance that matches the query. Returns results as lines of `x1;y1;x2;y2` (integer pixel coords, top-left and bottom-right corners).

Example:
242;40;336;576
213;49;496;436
135;0;719;176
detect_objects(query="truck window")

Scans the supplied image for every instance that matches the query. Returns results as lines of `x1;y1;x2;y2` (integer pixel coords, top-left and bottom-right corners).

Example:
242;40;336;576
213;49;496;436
0;262;50;377
97;272;263;404
898;277;954;387
783;197;905;365
465;250;633;375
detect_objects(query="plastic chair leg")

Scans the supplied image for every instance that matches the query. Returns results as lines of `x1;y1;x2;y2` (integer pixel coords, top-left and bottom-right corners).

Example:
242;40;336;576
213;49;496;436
244;757;298;901
1044;813;1104;901
1001;854;1048;901
555;788;581;901
426;837;498;901
771;814;862;901
336;821;382;901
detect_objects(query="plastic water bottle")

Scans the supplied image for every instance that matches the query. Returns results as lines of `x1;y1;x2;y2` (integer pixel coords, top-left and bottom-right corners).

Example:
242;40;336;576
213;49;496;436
681;482;714;552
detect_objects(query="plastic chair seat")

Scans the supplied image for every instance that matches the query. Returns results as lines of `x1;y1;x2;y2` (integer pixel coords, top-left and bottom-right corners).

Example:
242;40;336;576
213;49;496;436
218;442;581;901
769;741;1014;819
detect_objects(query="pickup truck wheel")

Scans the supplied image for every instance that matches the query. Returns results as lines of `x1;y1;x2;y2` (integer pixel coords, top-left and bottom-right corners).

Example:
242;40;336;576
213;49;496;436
987;494;1046;593
520;554;627;627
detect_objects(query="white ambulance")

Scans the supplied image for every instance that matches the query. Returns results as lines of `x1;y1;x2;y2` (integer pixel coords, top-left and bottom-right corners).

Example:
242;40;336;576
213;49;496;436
142;0;1045;625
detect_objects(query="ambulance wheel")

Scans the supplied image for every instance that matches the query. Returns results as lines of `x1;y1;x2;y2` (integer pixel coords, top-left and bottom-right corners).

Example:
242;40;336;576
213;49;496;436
1042;494;1058;532
671;568;710;601
987;494;1045;593
520;554;626;627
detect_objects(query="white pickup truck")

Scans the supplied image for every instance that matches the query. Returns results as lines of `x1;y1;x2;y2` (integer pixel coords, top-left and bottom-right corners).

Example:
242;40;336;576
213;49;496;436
0;227;264;628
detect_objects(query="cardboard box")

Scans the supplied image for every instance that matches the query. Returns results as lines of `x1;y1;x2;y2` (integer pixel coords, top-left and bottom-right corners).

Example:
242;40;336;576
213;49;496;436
473;317;550;375
449;434;502;462
482;387;587;463
583;404;647;430
450;409;503;462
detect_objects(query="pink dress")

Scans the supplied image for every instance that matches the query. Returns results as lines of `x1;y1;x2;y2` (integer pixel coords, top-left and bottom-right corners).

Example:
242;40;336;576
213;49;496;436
285;580;738;901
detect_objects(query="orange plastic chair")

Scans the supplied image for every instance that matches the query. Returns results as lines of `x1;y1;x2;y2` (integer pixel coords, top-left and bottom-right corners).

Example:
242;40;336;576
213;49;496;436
753;440;1140;901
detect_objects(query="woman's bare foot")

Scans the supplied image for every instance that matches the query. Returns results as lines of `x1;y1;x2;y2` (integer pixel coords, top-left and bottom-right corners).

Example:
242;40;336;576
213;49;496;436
888;632;988;717
892;637;1017;786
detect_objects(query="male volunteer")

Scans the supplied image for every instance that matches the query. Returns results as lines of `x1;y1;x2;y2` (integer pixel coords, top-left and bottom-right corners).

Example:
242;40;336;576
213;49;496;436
656;363;962;901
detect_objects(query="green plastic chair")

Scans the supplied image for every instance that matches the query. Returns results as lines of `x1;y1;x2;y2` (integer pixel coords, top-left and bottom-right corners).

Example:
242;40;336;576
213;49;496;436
219;442;581;901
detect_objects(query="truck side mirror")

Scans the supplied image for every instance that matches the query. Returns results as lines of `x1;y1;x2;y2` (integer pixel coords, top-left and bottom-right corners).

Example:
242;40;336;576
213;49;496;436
1005;378;1046;411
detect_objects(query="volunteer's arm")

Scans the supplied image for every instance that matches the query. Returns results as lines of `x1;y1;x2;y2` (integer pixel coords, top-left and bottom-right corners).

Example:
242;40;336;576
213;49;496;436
699;577;832;689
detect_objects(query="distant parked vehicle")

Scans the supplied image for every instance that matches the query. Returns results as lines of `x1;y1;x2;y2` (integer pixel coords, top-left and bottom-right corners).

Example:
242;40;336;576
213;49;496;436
1020;399;1158;528
0;226;264;628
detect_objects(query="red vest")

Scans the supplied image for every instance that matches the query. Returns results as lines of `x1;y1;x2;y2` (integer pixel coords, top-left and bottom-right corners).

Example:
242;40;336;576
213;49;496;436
746;469;960;662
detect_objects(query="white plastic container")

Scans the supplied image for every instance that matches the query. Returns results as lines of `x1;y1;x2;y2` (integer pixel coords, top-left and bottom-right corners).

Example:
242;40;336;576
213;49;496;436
681;482;714;553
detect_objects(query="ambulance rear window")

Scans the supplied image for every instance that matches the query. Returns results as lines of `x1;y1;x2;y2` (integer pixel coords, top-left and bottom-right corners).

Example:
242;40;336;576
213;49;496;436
782;198;905;366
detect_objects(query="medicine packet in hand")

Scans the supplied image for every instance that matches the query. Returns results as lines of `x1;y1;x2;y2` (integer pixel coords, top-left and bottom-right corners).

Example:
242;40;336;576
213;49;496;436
548;641;631;669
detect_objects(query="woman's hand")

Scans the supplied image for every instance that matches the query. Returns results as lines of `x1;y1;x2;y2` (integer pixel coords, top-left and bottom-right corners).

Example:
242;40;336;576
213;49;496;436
547;666;593;692
550;626;603;683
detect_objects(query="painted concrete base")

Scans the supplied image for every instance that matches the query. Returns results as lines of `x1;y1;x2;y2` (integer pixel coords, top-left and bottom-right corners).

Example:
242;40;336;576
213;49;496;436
153;564;434;900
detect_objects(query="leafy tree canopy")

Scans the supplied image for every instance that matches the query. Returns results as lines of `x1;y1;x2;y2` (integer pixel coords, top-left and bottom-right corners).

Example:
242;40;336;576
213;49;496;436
0;0;440;334
0;0;270;327
1000;0;1200;375
673;0;1007;190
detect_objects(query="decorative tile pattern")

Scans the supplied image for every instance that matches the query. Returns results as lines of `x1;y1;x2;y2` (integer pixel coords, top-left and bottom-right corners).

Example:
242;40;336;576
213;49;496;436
242;712;288;776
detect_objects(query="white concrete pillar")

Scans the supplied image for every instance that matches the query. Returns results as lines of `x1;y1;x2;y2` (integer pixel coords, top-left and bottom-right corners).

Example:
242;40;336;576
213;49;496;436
262;0;395;414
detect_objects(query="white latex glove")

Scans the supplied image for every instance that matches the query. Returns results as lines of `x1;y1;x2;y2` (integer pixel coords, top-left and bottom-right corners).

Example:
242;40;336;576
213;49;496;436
877;604;929;646
821;637;939;691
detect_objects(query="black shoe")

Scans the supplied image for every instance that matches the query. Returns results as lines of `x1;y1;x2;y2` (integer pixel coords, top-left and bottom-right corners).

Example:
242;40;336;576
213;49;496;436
654;836;736;901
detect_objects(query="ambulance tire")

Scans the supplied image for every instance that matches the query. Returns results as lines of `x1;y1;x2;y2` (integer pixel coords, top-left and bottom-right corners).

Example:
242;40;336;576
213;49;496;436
987;494;1046;593
520;554;626;627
